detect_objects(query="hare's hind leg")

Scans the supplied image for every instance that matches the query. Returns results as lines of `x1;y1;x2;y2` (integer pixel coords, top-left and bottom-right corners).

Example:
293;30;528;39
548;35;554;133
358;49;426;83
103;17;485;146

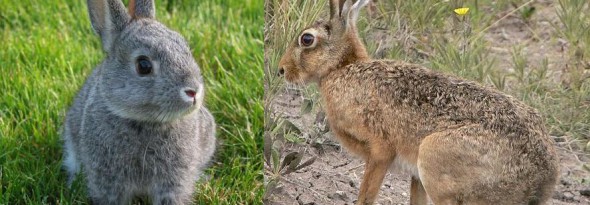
417;126;531;205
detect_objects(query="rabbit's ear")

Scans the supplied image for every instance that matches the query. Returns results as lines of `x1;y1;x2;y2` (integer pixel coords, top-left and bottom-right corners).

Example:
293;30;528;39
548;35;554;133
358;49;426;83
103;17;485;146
128;0;155;19
346;0;370;29
87;0;130;52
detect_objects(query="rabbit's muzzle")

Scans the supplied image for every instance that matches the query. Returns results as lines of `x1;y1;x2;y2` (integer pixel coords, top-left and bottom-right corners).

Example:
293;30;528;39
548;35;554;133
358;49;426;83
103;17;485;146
180;87;201;106
184;88;197;105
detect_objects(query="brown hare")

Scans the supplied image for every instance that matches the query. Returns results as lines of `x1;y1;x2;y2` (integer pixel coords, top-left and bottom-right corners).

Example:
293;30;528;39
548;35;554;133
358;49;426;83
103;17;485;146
277;0;559;204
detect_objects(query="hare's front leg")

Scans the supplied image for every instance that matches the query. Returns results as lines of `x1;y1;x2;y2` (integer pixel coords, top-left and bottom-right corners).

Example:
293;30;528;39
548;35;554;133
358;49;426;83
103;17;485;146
356;157;392;205
410;176;428;205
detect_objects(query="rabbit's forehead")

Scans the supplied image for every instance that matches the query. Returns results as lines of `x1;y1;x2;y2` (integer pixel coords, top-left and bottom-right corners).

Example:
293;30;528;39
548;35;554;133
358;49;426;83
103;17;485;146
120;21;192;56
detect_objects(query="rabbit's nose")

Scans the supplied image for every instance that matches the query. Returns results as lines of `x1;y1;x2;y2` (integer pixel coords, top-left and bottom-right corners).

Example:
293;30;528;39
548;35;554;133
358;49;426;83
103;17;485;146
278;67;285;76
181;87;198;105
184;89;196;98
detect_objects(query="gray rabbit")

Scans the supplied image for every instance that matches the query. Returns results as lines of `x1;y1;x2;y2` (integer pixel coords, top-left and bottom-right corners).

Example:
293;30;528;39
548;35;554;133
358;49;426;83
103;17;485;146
61;0;216;204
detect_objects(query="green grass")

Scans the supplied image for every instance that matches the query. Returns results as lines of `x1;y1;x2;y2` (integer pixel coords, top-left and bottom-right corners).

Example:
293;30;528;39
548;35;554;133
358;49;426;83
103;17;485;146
265;0;590;143
0;0;263;204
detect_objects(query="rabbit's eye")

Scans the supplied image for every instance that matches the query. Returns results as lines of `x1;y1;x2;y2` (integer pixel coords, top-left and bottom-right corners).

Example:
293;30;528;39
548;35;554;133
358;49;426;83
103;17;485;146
300;33;315;47
136;56;153;76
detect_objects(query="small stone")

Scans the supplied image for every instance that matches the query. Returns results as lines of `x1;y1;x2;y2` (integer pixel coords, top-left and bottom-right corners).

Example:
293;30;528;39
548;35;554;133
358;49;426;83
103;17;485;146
563;191;575;200
401;192;408;197
561;179;572;186
580;189;590;197
312;171;321;179
348;180;356;188
328;191;349;201
553;136;565;143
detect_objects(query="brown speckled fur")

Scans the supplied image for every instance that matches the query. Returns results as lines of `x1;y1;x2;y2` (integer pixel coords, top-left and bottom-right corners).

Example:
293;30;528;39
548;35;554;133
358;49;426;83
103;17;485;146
278;0;559;204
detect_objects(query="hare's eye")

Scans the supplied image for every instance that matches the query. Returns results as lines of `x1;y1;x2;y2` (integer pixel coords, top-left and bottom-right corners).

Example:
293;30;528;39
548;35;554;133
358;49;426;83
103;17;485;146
300;33;315;47
136;56;153;76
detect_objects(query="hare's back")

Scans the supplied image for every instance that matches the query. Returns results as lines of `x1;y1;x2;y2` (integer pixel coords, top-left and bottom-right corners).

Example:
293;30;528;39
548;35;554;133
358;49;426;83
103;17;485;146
356;60;558;169
342;60;546;136
326;60;556;163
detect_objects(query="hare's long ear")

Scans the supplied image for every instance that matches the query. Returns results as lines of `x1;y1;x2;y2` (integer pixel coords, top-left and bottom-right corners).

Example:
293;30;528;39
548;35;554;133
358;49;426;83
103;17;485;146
329;0;345;20
346;0;370;29
128;0;155;19
87;0;130;52
330;0;358;27
340;0;354;19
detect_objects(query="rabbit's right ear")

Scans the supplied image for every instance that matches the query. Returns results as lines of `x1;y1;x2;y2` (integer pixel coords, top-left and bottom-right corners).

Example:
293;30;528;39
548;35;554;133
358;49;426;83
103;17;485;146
128;0;155;19
87;0;130;52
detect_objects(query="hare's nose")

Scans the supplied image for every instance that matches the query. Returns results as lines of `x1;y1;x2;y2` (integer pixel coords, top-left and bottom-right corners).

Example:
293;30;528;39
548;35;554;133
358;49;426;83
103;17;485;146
278;67;285;76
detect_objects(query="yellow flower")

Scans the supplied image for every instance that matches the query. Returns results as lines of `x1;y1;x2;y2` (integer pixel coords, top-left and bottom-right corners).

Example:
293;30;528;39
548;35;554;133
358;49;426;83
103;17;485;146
454;7;469;16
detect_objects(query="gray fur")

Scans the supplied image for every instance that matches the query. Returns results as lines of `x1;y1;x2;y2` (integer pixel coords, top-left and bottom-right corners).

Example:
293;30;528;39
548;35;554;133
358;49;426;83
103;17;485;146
63;0;216;204
130;0;155;19
87;0;130;51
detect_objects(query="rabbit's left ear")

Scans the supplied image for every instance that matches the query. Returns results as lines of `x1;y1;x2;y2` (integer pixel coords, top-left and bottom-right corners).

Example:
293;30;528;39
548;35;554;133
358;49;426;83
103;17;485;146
128;0;155;19
87;0;130;52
